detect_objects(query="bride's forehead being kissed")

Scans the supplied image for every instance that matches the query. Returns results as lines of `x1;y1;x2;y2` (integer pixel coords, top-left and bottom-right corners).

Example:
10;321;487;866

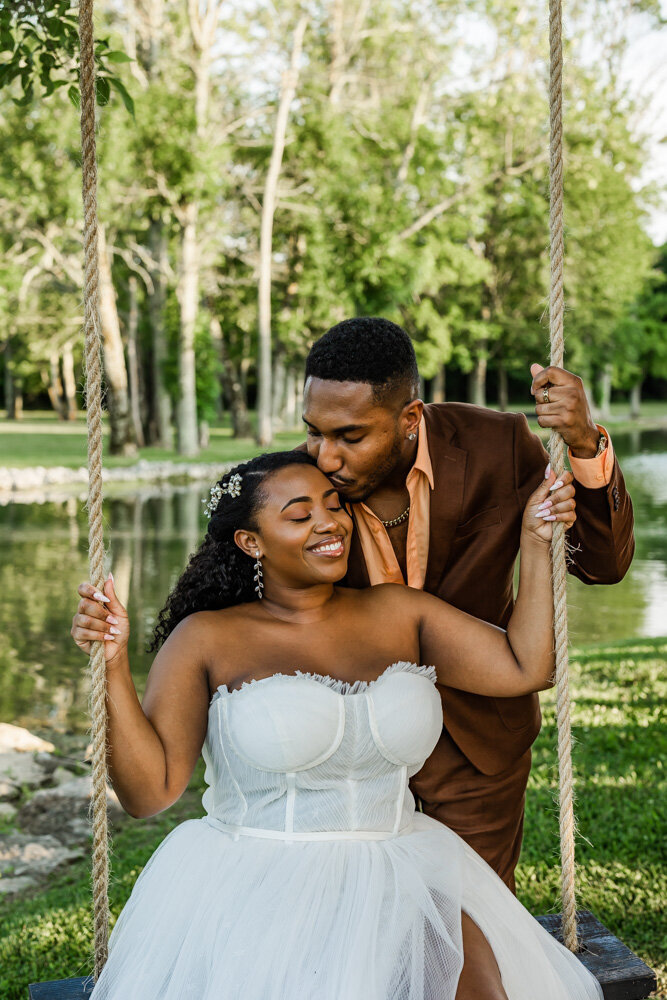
251;464;352;531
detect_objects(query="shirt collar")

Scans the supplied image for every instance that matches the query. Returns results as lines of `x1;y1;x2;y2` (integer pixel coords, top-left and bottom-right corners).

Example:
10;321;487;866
409;415;434;490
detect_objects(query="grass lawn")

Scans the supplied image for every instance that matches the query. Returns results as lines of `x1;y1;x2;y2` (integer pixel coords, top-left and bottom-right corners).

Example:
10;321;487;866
0;637;664;997
2;401;667;470
0;412;304;470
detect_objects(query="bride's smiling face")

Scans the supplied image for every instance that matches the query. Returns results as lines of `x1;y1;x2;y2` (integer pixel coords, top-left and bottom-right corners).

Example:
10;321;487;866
234;464;353;589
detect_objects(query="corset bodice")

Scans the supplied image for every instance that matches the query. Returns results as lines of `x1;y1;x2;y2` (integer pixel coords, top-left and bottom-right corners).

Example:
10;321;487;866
202;662;442;841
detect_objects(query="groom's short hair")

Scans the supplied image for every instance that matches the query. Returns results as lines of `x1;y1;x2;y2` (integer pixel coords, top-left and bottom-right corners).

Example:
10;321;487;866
305;317;419;405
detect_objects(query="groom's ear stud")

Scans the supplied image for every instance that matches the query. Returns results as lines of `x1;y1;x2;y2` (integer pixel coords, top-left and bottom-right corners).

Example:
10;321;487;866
407;432;417;441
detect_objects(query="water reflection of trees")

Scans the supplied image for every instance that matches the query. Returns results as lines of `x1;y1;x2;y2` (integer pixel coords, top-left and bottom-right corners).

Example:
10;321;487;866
0;485;208;733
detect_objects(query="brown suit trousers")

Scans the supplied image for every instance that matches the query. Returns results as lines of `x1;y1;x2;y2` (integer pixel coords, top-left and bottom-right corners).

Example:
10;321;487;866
344;403;634;887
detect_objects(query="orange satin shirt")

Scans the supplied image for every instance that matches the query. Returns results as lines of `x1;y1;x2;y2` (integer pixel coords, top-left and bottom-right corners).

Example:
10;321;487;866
351;419;613;589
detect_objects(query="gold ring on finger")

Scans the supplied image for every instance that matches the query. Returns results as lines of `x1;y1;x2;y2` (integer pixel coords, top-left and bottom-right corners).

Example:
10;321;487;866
542;386;550;404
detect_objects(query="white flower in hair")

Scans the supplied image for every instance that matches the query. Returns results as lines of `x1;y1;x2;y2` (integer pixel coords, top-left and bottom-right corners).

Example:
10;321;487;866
202;473;242;517
224;473;243;498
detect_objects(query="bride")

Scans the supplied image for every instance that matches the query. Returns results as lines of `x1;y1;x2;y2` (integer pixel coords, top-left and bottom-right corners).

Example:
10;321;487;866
71;450;600;1000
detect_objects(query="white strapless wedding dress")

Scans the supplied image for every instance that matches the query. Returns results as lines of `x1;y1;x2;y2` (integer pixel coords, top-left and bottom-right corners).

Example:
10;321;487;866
91;663;602;999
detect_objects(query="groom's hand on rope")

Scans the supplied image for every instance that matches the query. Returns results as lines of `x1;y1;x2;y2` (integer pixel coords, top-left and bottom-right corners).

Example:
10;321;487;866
530;363;600;458
71;573;129;664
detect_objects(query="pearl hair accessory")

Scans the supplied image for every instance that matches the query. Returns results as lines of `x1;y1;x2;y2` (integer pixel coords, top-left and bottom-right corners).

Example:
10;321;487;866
202;472;242;518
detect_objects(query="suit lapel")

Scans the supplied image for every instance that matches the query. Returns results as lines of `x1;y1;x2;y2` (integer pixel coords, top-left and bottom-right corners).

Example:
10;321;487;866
423;408;467;593
343;521;370;588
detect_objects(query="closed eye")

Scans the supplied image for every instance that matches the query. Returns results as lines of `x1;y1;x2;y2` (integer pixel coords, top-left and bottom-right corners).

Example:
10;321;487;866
291;500;343;522
291;506;341;522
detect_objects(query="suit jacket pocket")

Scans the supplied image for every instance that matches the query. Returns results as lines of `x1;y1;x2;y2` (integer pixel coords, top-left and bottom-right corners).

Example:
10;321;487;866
456;505;501;538
495;692;540;733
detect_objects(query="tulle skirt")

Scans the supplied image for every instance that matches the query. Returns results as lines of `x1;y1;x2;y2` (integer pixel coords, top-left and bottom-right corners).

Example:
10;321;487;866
90;813;602;999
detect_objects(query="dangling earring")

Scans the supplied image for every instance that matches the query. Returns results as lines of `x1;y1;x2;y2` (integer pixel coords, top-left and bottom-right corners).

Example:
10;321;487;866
253;551;264;599
407;431;417;441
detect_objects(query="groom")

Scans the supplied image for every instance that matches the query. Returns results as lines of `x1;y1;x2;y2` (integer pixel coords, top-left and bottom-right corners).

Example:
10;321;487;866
302;316;634;890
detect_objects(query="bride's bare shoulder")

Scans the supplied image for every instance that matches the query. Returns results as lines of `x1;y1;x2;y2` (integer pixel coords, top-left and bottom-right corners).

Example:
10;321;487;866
168;603;260;648
337;583;419;614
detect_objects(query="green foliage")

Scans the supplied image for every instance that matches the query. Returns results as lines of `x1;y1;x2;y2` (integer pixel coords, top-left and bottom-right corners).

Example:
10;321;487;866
0;0;663;430
612;244;667;388
0;0;134;112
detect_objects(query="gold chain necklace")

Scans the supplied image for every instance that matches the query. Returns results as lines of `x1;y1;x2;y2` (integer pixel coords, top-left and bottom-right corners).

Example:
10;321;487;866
379;503;410;529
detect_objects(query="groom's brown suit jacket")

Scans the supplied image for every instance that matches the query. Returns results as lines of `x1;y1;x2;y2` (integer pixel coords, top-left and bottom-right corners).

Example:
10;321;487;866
343;404;634;858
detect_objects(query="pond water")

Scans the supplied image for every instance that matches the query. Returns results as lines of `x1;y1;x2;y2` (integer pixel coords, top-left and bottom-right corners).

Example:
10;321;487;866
1;428;666;735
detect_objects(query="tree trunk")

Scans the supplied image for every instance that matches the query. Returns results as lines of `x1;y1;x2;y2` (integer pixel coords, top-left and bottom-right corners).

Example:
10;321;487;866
49;351;66;419
209;314;253;438
127;275;145;447
240;354;251;399
98;225;137;456
293;371;304;426
148;218;172;448
329;0;345;104
498;364;508;412
272;354;287;427
257;16;309;447
468;353;487;407
61;341;78;419
284;367;297;429
630;378;642;420
4;339;18;419
176;201;200;456
173;3;221;457
596;365;613;422
11;384;23;419
432;365;446;403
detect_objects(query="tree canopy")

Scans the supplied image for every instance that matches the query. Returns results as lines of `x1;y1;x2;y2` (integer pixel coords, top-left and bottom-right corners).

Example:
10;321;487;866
0;0;664;451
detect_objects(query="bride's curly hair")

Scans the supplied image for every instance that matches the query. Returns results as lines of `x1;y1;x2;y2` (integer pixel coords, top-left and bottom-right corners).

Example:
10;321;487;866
150;450;318;650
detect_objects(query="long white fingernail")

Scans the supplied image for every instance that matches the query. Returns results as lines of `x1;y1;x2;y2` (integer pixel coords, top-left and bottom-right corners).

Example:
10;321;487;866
544;463;551;479
537;500;552;511
543;514;557;521
103;634;115;641
93;591;110;603
549;480;564;492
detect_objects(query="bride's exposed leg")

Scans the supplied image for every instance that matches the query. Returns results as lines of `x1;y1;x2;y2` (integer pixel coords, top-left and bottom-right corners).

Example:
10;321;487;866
455;912;508;1000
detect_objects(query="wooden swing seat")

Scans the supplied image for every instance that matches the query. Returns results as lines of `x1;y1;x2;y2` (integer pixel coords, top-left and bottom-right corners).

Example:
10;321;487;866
535;911;657;1000
29;910;657;1000
28;978;93;998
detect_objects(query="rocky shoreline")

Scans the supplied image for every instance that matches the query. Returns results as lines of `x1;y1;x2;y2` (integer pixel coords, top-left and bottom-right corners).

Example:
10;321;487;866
0;724;124;896
0;459;233;504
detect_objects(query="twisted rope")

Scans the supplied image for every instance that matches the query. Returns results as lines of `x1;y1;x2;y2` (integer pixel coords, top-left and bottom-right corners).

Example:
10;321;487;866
78;0;110;975
548;0;578;954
